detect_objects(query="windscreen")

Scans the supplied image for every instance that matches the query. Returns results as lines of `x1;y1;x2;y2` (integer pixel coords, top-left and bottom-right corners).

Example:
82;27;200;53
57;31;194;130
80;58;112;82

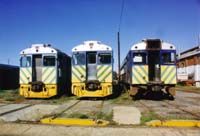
20;56;31;67
162;52;175;64
98;53;111;64
72;53;85;65
43;56;56;66
133;52;146;64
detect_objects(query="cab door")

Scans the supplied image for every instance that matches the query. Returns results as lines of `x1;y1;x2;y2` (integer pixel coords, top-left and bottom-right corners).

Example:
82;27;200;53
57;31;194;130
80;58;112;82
32;55;42;82
86;52;97;80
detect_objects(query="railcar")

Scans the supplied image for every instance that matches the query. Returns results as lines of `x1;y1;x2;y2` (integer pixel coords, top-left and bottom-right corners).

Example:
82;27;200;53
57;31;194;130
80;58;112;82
0;64;19;90
121;39;176;98
71;41;113;97
19;44;71;98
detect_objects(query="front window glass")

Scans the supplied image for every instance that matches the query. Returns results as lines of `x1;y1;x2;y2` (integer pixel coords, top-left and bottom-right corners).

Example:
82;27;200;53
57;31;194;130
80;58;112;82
133;53;146;64
162;52;175;64
98;53;111;64
20;56;31;67
72;53;85;65
87;53;96;64
43;56;56;66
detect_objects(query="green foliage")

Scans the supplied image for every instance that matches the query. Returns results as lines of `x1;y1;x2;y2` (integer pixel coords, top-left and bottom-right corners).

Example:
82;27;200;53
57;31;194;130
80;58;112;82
68;112;89;119
109;92;132;104
176;85;200;91
0;89;24;102
141;112;160;124
50;96;77;104
97;111;113;121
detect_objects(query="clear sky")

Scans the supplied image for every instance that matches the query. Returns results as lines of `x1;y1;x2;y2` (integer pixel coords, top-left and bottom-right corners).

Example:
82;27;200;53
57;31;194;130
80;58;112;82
0;0;199;70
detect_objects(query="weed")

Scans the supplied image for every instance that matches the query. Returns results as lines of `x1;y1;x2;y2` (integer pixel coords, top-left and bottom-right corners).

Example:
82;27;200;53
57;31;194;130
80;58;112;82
109;92;132;104
50;96;77;104
0;89;24;102
141;112;160;124
97;111;113;121
165;115;195;120
176;85;200;91
68;112;89;119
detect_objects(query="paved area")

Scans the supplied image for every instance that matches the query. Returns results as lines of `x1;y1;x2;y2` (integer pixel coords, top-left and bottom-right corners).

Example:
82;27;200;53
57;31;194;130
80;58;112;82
0;104;30;115
62;100;103;118
0;123;200;136
0;104;59;122
132;91;200;120
0;90;199;125
113;106;141;125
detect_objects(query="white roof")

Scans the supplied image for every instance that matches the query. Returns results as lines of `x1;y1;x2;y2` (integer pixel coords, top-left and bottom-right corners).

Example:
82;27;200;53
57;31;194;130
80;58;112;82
72;41;112;52
131;39;176;50
20;44;59;55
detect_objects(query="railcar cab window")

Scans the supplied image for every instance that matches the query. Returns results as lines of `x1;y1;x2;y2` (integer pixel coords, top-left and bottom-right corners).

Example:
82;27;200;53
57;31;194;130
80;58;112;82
133;53;146;64
98;53;111;64
72;53;85;65
162;52;175;64
87;53;96;64
20;56;31;67
43;56;56;66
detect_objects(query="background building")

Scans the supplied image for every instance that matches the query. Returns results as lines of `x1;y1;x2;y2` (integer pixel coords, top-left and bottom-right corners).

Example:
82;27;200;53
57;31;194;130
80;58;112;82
177;46;200;87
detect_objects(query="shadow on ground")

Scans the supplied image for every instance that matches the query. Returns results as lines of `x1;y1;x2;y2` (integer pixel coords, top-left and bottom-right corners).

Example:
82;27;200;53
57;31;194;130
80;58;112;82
132;88;174;101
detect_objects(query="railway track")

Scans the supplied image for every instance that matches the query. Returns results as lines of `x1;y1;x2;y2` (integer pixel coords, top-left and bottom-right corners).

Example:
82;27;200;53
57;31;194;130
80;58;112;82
163;100;200;119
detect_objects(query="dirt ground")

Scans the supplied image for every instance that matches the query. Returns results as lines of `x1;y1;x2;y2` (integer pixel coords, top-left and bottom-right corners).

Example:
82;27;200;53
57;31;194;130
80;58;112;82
0;123;200;136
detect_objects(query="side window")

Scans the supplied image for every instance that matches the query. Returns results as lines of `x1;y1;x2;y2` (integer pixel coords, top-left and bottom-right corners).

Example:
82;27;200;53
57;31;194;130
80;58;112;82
98;53;111;64
162;52;175;64
72;53;85;65
133;53;146;64
20;56;31;67
43;56;56;66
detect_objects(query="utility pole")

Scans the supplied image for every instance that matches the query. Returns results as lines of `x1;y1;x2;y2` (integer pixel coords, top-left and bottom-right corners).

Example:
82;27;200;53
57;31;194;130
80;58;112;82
118;32;121;80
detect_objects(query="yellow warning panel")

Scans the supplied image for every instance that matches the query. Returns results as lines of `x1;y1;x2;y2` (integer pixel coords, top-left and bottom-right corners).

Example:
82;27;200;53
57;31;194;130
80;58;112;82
162;120;199;127
146;120;200;127
145;120;162;127
41;118;109;126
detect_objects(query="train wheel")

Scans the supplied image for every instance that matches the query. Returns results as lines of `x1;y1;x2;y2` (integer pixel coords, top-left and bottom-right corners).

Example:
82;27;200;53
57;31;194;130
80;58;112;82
129;87;138;96
166;87;175;96
166;87;175;100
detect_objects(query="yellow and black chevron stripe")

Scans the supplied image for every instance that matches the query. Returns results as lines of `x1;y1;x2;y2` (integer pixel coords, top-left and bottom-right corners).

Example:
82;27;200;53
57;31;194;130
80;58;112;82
132;65;148;84
42;67;56;84
20;68;32;84
97;65;112;82
161;65;176;84
72;65;86;82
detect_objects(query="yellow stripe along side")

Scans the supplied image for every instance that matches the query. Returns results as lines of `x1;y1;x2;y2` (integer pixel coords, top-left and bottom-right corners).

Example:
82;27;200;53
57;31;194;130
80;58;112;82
161;65;176;84
97;65;112;82
42;67;56;84
20;67;32;84
72;65;86;83
132;65;148;84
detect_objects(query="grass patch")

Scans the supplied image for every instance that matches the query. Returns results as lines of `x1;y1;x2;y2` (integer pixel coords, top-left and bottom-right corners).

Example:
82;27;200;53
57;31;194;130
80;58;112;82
97;111;113;121
50;96;78;104
0;89;24;102
109;92;132;104
165;115;195;120
176;85;200;91
141;112;160;124
68;112;89;119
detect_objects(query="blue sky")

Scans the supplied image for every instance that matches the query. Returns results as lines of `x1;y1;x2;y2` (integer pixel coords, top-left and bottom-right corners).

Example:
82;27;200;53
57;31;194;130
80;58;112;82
0;0;199;70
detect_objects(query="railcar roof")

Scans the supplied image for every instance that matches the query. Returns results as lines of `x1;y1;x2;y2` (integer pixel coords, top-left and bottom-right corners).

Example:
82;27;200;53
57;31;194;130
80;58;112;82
130;39;176;50
0;64;19;69
20;44;62;55
72;41;112;52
